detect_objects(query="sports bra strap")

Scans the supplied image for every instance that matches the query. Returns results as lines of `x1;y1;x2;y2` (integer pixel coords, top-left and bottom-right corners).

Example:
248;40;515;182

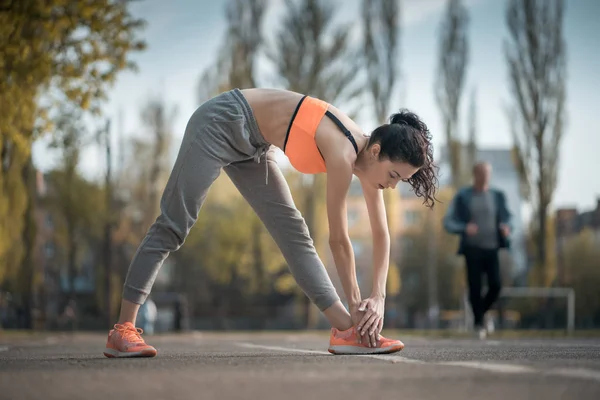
325;110;358;154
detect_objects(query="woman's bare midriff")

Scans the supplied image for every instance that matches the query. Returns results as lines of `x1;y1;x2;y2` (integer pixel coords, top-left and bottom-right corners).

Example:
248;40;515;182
241;88;367;154
241;88;305;150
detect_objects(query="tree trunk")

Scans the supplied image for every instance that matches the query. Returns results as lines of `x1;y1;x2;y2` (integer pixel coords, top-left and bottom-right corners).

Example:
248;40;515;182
103;120;113;328
17;157;37;329
536;139;547;285
537;202;547;280
67;225;77;300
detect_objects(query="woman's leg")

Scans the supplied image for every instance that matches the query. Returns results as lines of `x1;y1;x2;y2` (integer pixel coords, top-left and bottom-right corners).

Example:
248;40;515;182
105;113;229;357
118;117;227;325
322;302;354;330
224;148;352;330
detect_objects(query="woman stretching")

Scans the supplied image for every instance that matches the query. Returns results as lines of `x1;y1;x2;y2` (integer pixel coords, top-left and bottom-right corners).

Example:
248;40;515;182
103;88;437;358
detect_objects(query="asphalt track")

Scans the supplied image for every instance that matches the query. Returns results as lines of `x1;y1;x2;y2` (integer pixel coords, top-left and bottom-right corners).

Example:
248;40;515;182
1;331;599;399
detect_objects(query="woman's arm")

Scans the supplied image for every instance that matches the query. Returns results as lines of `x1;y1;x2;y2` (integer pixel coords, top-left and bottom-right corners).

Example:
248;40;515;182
325;152;361;310
360;179;390;299
350;179;389;345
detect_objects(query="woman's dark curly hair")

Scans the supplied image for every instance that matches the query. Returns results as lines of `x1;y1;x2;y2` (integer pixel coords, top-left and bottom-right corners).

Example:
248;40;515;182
367;109;439;208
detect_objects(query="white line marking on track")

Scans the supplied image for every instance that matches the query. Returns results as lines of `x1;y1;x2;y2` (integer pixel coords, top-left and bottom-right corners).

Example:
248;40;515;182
0;346;9;352
437;361;536;374
482;340;600;349
485;340;502;346
238;342;600;382
547;368;600;382
238;343;422;364
239;343;329;355
364;354;426;364
436;361;600;382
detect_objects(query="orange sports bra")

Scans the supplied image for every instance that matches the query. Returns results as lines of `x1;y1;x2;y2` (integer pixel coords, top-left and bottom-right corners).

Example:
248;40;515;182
283;95;358;174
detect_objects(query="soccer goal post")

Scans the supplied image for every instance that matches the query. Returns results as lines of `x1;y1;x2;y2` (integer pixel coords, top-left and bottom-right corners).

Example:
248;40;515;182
462;287;576;333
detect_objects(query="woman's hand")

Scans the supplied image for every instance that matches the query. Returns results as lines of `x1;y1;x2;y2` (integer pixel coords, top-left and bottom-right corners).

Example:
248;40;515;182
356;294;385;347
349;305;367;345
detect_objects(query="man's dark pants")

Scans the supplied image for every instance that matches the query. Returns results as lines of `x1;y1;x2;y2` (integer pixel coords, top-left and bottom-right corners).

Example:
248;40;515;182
464;246;502;327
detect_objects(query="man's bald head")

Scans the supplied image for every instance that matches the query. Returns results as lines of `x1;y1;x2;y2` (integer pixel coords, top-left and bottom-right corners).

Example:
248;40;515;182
473;162;491;190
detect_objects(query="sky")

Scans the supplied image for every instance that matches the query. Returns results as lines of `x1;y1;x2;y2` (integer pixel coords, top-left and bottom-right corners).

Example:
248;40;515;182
32;0;600;212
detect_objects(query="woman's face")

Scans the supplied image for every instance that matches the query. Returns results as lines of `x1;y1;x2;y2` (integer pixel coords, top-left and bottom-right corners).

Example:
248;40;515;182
362;144;420;190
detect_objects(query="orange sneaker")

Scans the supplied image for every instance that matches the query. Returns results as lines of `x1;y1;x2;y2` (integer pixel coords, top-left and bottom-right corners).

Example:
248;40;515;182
103;322;157;358
328;326;404;355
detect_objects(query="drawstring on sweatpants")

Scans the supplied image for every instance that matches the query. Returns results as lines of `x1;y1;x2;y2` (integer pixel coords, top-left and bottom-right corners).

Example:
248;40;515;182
253;145;270;185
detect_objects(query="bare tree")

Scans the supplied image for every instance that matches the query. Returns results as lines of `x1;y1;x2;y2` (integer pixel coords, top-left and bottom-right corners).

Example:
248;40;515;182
363;0;400;125
198;0;267;102
270;0;362;327
269;0;362;105
435;0;469;189
362;0;401;224
505;0;566;282
226;0;266;88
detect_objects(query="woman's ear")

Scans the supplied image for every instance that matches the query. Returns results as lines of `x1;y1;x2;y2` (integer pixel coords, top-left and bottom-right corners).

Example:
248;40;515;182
370;143;381;159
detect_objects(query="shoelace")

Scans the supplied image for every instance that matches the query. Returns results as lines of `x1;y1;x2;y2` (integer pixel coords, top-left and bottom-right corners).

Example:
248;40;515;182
253;144;270;185
114;324;145;343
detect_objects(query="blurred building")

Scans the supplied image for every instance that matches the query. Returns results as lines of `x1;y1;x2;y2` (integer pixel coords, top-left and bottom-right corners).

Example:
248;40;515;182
557;198;600;237
578;199;600;235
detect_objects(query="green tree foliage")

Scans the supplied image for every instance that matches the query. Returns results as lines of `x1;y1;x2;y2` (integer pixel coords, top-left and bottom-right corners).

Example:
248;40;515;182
1;0;146;149
0;0;145;294
43;108;104;299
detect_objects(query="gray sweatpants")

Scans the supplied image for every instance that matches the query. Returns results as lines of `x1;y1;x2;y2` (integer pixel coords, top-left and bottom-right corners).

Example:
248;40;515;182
122;89;340;311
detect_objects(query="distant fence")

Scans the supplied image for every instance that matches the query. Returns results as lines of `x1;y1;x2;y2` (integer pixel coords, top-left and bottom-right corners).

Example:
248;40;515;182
462;287;575;333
